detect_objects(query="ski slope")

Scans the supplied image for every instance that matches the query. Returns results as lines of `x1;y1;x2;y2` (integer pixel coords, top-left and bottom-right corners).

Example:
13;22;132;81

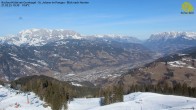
1;84;196;110
68;92;196;110
0;85;51;110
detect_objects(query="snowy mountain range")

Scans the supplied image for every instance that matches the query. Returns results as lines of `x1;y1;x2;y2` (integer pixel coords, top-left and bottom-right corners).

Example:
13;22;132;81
148;32;196;41
0;29;83;46
0;29;140;46
1;29;196;54
145;32;196;54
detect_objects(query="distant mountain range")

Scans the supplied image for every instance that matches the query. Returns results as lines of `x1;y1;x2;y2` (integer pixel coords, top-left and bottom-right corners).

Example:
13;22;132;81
145;32;196;54
1;29;196;55
0;29;141;46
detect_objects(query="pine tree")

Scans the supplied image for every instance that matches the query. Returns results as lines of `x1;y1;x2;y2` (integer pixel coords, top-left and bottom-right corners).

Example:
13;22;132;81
182;83;188;96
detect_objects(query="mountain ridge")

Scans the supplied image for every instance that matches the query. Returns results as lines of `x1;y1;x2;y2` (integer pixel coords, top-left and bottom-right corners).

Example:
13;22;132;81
0;28;141;46
145;32;196;54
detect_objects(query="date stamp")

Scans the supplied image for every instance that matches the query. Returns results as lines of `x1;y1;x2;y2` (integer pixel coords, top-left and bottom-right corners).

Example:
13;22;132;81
0;1;90;7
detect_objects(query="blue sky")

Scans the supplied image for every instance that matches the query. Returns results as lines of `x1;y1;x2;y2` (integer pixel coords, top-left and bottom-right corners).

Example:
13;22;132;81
0;0;195;39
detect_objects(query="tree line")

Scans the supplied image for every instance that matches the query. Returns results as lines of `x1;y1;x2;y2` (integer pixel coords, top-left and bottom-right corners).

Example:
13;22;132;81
126;83;196;98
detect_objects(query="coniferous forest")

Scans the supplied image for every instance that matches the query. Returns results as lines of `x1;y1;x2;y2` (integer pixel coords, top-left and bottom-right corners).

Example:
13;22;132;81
126;83;196;97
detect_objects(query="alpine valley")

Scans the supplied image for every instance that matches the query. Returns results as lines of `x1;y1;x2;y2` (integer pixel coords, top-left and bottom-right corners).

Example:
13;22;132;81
1;29;196;110
1;29;196;87
0;29;154;86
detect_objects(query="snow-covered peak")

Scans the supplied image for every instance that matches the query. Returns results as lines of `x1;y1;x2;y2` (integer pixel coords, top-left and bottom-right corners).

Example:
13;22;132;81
0;29;82;46
148;32;196;41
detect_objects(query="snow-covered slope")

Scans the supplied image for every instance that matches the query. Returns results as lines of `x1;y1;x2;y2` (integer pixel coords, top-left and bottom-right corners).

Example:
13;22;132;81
1;84;196;110
68;98;101;110
68;92;196;110
0;85;51;110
